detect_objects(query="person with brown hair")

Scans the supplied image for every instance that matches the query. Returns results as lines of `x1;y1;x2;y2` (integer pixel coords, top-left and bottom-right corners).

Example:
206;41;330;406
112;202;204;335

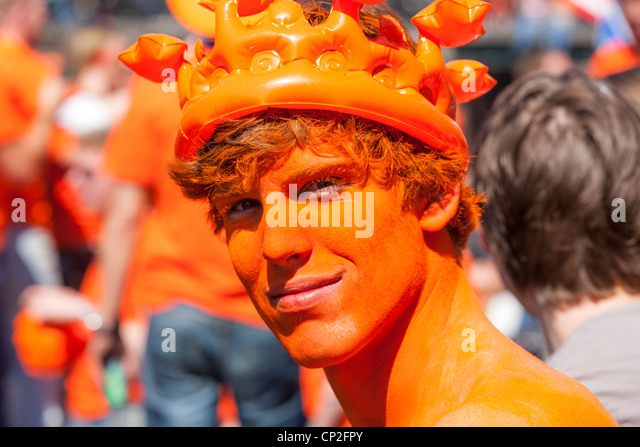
475;70;640;426
122;0;617;426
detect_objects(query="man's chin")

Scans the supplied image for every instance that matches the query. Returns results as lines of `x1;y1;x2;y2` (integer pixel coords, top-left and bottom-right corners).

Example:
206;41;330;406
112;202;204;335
279;333;364;370
288;351;350;370
265;312;367;368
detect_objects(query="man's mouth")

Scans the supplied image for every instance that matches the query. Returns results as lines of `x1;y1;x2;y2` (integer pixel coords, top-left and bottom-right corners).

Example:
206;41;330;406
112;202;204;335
266;273;343;313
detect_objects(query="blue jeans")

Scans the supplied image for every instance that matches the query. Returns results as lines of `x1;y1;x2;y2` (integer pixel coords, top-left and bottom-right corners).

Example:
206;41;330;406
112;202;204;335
144;304;306;427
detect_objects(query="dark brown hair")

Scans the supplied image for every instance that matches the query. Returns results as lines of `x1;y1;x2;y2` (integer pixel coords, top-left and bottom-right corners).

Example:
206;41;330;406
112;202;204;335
474;70;640;308
607;67;640;106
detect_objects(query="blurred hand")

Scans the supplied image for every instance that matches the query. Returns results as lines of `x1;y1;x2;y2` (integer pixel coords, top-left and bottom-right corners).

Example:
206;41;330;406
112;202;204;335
19;285;123;367
119;320;148;382
19;285;93;324
86;329;123;367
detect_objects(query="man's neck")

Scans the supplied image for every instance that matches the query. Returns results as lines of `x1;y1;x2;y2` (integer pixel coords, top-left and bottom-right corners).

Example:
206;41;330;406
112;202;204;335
323;249;485;426
540;288;640;354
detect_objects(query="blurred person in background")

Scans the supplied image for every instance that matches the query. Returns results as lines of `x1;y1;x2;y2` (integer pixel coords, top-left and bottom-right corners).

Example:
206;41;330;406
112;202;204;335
51;26;131;289
512;48;575;79
463;40;576;363
486;0;513;22
13;267;146;427
475;71;640;426
464;233;548;360
10;25;148;427
589;0;640;78
472;45;574;361
0;0;71;427
512;0;577;53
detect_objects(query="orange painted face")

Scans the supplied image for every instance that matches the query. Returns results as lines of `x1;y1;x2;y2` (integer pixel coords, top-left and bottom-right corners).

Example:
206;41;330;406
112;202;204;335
213;146;430;368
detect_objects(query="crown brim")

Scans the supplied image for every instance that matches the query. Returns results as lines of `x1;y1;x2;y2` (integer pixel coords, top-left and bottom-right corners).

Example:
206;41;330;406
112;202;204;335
176;60;468;161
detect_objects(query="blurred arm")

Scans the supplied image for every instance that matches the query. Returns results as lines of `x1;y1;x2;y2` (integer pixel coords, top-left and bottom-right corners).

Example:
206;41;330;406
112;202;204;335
0;77;66;183
98;181;149;332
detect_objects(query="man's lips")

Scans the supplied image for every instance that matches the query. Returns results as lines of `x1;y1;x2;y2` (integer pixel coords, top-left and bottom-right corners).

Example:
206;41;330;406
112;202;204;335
266;273;343;312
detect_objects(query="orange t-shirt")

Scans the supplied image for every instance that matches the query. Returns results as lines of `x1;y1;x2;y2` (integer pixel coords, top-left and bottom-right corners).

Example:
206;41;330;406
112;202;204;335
101;76;264;328
0;33;60;249
0;33;56;145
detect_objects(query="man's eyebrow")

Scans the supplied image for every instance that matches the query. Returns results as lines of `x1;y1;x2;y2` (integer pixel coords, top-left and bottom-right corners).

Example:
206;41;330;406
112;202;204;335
281;160;364;187
210;160;365;200
211;183;256;200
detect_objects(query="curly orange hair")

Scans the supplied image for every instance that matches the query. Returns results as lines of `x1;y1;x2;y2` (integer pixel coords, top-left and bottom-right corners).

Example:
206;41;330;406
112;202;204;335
169;109;482;259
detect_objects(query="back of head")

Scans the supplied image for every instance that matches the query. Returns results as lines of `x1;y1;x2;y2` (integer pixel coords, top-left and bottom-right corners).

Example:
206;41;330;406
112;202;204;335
475;71;640;310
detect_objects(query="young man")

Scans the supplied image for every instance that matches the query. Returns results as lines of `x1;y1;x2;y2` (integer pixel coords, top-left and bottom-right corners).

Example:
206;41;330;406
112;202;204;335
474;71;640;427
121;0;617;426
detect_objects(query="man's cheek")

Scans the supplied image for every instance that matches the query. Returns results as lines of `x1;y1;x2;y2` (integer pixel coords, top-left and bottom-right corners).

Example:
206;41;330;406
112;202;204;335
227;237;262;291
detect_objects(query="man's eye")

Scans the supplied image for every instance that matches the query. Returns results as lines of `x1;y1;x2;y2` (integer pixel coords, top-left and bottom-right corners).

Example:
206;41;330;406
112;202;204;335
223;199;261;218
301;177;346;196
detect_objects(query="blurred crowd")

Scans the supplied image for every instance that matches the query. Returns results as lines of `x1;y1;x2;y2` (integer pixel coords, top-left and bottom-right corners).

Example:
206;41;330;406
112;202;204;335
0;0;639;427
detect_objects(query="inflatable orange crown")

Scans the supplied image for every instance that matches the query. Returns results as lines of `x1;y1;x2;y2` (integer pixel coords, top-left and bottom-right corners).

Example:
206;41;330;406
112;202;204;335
119;0;496;161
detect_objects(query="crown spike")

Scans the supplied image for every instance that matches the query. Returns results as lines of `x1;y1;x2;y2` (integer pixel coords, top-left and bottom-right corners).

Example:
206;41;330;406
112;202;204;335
412;0;491;48
237;0;275;17
178;62;195;107
372;15;410;50
332;0;363;24
198;0;217;13
413;35;454;115
446;59;497;103
194;39;207;63
118;34;189;83
213;0;249;63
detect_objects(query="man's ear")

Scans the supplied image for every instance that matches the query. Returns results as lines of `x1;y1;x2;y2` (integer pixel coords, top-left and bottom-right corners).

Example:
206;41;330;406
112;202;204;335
419;185;460;232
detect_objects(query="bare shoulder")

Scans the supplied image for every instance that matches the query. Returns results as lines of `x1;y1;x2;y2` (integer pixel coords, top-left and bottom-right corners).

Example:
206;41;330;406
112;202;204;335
432;396;617;427
432;365;618;427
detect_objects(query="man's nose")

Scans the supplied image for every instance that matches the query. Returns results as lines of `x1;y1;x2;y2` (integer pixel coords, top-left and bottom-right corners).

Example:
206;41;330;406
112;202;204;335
261;206;313;267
